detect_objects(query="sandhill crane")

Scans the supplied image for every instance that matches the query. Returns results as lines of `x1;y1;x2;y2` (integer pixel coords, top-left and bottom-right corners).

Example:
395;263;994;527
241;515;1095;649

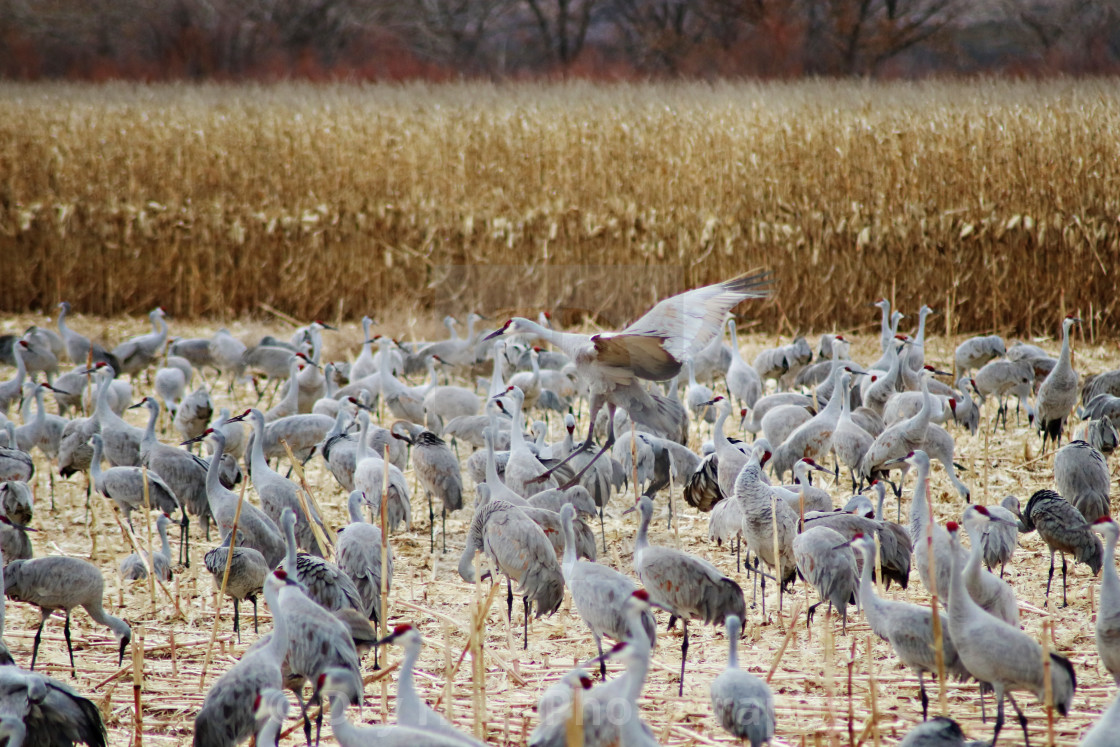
978;496;1020;576
1015;488;1102;607
629;494;745;695
685;359;716;423
536;667;593;724
458;496;564;648
1053;438;1110;522
89;433;182;530
859;375;937;492
391;420;463;553
725;319;762;410
485;271;770;486
893;450;964;606
899;717;988;747
112;307;168;377
376;624;485;745
88;364;143;467
741;392;814;435
234;408;328;555
1081;690;1120;747
872;298;894;353
183;428;285;569
279;508;362;617
133;396;205;549
120;512;173;581
560;503;655;679
173;386;213;444
204;531;268;640
337;491;392;625
685;446;724;512
17;329;59;381
194;570;291;747
14;383;65;466
508;347;543;411
802;506;916;590
492;386;557;496
4;555;131;675
769;365;849;480
1091;518;1120;686
269;566;363;746
831;370;874;490
710;614;775;747
154;355;192;414
264;358;303;422
0;426;33;483
955;334;1006;377
209;328;248;387
168;337;216;372
56;302;118;369
793;525;858;630
948;377;980;435
733;453;797;613
973;358;1036;429
761;404;813;450
325;682;467;747
960;506;1019;626
1037;316;1081;450
945;520;1076;747
422;366;481;425
530;590;659;747
850;534;968;721
787;458;834;513
527;484;597;517
352;411;411;532
903;305;935;372
0;665;108;747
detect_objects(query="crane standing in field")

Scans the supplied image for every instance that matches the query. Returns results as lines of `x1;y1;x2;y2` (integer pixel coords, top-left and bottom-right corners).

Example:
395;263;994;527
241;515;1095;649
390;420;464;553
484;271;770;486
1036;316;1080;451
628;494;745;696
1013;488;1102;607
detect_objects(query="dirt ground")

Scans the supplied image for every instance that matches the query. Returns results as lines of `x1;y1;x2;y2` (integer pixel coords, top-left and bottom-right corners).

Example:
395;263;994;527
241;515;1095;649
1;310;1117;746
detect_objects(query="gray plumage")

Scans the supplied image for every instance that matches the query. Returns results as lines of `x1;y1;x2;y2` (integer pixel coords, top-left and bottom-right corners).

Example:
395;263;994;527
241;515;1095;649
793;525;858;630
903;450;964;606
352;412;411;533
1092;518;1120;686
134;396;207;548
899;717;988;747
0;480;32;526
973;357;1036;428
173;386;213;443
56;302;118;370
526;485;596;517
631;494;745;696
803;508;912;590
168;337;215;371
458;496;564;648
4;556;132;675
685;450;724;512
327;688;468;747
377;625;484;745
946;521;1076;747
979;496;1020;575
1053;439;1111;522
960;506;1019;626
204;533;268;638
252;688;289;747
852;535;969;721
194;571;290;747
239;408;328;556
186;428;285;569
725;319;762;409
153;357;191;414
0;665;107;747
1036;317;1080;450
1016;488;1102;607
88;365;142;467
336;491;392;623
734;454;798;610
0;425;33;484
279;507;362;616
560;503;655;679
392;422;462;553
89;434;181;525
954;334;1006;376
111;307;168;377
710;615;775;747
119;513;173;582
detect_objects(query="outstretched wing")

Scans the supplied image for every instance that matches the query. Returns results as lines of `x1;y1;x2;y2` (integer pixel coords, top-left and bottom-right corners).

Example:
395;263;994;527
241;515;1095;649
621;270;771;363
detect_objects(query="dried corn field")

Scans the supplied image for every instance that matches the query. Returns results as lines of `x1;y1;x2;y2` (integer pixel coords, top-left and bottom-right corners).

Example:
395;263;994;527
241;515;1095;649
0;310;1118;746
1;80;1120;333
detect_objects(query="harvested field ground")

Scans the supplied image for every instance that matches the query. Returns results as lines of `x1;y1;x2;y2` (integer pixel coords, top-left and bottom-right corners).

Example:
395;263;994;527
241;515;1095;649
1;310;1118;746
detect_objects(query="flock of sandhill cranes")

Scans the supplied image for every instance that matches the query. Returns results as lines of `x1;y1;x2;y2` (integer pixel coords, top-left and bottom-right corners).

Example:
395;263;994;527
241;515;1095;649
0;270;1119;745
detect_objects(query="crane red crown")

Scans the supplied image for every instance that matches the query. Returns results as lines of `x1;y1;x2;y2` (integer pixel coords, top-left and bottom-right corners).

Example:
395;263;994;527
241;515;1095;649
946;521;959;532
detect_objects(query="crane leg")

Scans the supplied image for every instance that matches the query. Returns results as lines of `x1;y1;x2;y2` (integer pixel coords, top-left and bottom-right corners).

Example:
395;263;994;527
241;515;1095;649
442;505;448;554
735;535;741;574
428;492;434;554
918;672;928;720
181;515;190;568
294;691;313;747
991;685;1005;747
532;401;603;485
756;556;766;616
595;635;607;681
30;612;48;671
1006;692;1030;747
63;611;76;677
250;595;260;634
1045;551;1056;599
232;598;241;642
1061;553;1069;608
678;620;690;697
523;596;531;650
805;602;818;628
506;577;514;631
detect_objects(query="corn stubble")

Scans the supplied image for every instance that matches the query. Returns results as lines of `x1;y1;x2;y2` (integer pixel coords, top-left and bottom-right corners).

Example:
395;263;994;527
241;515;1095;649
0;79;1117;331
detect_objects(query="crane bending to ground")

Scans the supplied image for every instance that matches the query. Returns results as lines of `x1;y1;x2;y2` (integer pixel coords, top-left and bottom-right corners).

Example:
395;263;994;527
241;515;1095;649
484;270;770;486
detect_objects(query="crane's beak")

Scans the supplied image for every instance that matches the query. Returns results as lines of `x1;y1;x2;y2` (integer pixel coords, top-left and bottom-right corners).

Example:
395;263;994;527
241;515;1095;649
119;635;130;666
128;399;147;410
181;433;208;446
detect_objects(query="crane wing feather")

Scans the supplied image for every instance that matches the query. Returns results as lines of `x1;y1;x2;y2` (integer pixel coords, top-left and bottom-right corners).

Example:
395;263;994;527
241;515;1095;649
591;334;680;381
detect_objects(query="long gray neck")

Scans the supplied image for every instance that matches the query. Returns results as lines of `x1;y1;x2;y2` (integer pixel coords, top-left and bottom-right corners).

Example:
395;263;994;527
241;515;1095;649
262;579;290;664
398;637;422;718
560;513;578;580
633;500;652;564
908;459;931;544
1102;529;1120;607
283;516;298;572
878;303;892;351
142;400;159;449
250;410;270;476
205;432;226;497
158;518;171;557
